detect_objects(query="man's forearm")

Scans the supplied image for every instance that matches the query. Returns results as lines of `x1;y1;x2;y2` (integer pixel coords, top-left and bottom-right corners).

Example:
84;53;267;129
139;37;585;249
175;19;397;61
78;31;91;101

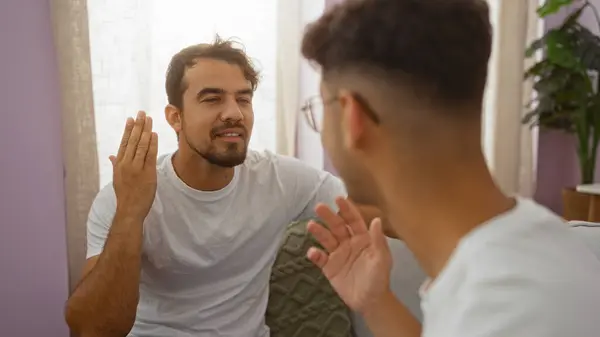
65;211;145;337
362;290;422;337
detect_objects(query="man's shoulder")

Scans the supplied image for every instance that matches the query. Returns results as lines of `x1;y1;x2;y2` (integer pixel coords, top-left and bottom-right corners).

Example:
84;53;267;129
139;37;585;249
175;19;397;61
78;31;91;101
244;149;299;166
459;199;566;254
425;201;600;336
242;149;277;167
242;149;320;175
239;150;342;196
458;202;600;287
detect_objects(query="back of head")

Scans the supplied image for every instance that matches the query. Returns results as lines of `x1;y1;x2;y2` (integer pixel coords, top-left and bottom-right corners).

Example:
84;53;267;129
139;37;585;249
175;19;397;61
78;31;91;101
301;0;492;115
300;0;493;206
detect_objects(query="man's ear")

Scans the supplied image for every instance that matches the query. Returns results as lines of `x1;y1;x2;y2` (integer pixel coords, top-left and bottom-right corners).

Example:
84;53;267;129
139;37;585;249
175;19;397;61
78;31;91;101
339;91;366;151
165;104;182;133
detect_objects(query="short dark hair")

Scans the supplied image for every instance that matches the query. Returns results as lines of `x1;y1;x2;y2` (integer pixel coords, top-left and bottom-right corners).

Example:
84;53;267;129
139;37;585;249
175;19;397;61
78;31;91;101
166;36;260;110
301;0;492;107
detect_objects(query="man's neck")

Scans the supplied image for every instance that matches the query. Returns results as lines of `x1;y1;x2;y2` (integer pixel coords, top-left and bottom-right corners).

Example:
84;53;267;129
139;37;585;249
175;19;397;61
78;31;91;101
376;154;515;280
171;149;235;191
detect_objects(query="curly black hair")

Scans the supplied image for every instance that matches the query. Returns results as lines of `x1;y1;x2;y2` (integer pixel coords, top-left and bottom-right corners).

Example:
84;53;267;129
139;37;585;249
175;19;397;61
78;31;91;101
301;0;492;107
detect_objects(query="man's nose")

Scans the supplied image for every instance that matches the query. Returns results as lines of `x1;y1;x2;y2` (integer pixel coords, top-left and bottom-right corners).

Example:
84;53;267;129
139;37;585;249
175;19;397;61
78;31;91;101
220;96;244;121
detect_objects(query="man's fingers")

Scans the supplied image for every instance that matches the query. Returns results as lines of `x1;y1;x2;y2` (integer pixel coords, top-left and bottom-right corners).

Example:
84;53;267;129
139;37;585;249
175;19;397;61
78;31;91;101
116;117;134;162
337;197;368;235
369;218;390;252
109;155;116;166
124;111;147;161
315;203;351;242
307;247;329;269
307;220;339;253
145;132;159;168
133;116;153;167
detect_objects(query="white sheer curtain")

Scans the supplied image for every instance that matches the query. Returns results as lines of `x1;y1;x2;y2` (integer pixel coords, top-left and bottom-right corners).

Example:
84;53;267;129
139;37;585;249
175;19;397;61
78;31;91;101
88;0;292;186
276;0;326;160
482;0;540;197
278;0;327;168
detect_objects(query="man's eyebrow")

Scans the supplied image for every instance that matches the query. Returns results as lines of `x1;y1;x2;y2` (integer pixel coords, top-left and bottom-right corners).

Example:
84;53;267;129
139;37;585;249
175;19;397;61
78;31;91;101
196;87;225;99
196;87;253;99
236;89;253;96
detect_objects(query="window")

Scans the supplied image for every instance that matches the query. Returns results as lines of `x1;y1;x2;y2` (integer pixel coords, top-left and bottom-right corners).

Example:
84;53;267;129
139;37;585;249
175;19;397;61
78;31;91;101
88;0;278;186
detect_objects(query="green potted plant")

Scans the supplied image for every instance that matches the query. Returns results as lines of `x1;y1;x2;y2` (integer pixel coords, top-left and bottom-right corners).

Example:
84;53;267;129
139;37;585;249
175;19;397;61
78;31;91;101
523;0;600;220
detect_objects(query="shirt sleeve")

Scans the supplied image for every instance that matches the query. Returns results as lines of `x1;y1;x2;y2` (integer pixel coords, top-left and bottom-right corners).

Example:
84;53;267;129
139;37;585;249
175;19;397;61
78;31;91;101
295;172;346;221
273;154;347;222
86;184;117;259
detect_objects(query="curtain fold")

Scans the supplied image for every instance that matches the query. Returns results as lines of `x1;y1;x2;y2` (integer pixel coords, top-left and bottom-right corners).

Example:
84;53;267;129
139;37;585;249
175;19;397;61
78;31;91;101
275;0;302;157
50;0;99;292
483;0;539;197
293;0;327;168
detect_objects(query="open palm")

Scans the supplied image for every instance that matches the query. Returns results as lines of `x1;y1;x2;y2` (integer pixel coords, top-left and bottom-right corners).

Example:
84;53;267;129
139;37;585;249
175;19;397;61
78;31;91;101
307;197;393;313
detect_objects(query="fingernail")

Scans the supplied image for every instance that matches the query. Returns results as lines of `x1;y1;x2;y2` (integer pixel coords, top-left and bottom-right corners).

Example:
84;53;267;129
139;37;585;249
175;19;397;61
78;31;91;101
137;111;144;118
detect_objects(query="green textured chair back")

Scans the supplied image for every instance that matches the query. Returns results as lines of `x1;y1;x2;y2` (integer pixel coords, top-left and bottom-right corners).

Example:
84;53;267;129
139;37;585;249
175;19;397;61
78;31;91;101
266;220;353;337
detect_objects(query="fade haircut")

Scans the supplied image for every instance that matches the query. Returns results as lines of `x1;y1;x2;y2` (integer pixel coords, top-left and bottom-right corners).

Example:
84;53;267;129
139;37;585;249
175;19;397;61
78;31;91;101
166;36;260;110
301;0;492;109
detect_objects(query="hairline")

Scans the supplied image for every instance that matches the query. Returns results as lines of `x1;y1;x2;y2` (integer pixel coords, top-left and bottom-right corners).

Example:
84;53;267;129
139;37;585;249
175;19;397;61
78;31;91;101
178;57;256;110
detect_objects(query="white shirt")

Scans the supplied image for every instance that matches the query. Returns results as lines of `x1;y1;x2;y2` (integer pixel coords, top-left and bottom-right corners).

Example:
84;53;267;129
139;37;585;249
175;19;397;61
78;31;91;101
421;198;600;337
86;150;346;337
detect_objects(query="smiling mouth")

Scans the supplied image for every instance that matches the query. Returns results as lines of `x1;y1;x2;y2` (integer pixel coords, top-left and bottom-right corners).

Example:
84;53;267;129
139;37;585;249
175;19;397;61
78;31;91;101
214;132;244;142
219;132;241;137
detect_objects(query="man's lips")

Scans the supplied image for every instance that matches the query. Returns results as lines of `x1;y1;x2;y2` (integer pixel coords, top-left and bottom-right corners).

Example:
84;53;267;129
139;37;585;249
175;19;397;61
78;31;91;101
213;128;245;141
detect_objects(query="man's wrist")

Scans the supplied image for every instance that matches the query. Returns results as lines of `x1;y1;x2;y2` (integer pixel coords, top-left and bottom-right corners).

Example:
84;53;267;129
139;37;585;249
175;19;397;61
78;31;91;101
360;288;395;317
114;206;146;225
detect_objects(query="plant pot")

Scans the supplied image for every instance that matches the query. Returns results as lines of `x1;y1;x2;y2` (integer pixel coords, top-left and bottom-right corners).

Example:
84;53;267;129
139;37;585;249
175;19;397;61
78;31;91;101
562;187;591;221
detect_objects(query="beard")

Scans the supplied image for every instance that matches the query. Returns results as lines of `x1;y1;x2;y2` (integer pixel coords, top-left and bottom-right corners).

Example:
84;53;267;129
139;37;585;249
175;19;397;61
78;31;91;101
201;143;247;167
184;133;248;168
179;117;250;167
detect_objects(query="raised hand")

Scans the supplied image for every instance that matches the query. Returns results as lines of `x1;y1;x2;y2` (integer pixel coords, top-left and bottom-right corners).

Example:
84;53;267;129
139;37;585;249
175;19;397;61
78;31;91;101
306;197;393;313
110;111;158;221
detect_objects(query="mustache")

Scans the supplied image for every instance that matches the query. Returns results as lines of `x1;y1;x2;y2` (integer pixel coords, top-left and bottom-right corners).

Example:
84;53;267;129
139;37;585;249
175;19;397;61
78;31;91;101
211;122;247;138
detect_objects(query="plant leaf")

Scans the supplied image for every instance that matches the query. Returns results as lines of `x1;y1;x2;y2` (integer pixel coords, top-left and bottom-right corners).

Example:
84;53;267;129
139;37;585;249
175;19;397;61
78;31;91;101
537;0;574;17
525;60;550;79
526;34;548;58
571;24;600;71
546;30;583;70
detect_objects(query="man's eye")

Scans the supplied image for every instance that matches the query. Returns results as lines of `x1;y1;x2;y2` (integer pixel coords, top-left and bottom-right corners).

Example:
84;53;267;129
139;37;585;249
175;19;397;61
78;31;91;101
204;97;221;103
237;98;251;104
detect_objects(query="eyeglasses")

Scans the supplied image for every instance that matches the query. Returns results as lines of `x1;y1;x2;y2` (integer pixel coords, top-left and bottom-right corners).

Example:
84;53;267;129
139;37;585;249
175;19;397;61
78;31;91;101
300;94;381;133
301;96;335;132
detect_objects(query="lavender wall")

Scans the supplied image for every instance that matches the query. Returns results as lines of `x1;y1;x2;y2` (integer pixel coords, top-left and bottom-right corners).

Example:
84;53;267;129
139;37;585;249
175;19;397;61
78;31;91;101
534;2;600;214
0;1;70;336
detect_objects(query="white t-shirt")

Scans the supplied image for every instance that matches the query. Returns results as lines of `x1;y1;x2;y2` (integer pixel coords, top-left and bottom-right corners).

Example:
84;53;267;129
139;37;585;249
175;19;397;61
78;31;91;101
421;198;600;337
86;150;346;337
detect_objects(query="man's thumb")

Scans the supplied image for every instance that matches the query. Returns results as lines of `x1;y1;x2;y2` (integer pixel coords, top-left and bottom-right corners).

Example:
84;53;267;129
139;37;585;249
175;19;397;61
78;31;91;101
109;155;116;166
